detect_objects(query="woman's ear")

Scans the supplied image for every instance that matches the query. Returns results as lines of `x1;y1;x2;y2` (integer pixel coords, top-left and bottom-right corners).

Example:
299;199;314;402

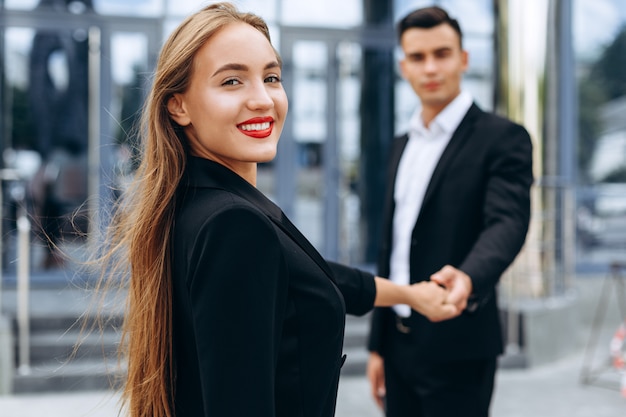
167;94;191;126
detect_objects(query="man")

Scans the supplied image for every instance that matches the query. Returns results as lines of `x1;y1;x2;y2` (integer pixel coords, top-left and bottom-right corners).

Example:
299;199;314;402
366;6;533;417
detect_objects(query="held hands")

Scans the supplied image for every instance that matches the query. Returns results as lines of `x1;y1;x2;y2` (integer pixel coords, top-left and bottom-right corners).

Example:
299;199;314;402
405;265;473;321
406;281;460;321
373;265;474;322
430;264;473;312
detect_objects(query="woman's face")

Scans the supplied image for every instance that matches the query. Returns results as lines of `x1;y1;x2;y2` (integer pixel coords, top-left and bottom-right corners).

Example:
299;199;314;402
168;22;288;181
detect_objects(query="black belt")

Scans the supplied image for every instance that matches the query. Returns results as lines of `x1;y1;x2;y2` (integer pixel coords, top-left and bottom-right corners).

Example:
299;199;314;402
394;314;411;334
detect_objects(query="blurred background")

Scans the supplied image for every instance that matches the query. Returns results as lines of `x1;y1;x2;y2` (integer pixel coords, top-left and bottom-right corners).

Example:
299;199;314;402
0;0;625;409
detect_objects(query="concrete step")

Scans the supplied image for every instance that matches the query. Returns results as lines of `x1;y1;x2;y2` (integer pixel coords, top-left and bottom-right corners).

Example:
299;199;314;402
10;313;123;394
12;359;125;394
20;315;123;334
25;329;120;365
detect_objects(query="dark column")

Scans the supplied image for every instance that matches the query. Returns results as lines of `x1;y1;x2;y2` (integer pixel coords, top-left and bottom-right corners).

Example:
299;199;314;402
360;0;395;264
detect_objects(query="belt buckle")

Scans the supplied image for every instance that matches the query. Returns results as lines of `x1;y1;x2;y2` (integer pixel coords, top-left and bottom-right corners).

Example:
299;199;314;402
395;315;411;334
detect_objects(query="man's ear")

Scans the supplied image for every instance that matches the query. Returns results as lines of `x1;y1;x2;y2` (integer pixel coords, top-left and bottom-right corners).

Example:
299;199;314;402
167;94;191;126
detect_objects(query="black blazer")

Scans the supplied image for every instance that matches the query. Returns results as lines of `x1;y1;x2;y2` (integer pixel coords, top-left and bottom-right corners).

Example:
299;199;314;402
368;103;534;360
171;157;376;417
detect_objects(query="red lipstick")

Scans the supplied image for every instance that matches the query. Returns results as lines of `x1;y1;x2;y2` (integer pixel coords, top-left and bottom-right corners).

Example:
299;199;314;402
237;116;274;138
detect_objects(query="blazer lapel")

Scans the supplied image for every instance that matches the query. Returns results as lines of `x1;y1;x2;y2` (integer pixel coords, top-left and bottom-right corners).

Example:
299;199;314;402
379;134;409;268
185;157;336;283
419;103;481;213
273;211;336;282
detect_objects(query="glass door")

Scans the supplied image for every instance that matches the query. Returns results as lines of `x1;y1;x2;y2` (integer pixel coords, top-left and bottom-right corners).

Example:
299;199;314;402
0;9;160;275
278;27;394;264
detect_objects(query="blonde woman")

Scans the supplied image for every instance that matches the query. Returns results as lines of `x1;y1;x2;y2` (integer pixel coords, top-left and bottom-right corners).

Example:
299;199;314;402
103;3;459;416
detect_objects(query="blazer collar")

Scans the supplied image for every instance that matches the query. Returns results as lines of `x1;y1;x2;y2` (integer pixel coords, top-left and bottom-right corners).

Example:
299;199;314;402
183;156;335;281
183;156;283;221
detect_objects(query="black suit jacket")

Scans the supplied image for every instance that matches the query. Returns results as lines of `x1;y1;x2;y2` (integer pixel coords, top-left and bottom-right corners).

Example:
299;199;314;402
368;103;533;361
171;157;376;417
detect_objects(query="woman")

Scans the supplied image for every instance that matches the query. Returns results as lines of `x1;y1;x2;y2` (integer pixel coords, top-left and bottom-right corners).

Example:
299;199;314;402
103;3;458;416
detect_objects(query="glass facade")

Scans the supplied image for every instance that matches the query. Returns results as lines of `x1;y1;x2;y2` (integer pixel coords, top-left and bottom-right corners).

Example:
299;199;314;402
574;0;626;271
0;0;623;279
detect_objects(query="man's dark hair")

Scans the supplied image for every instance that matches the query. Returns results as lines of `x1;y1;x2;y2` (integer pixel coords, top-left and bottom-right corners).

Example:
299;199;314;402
397;6;463;47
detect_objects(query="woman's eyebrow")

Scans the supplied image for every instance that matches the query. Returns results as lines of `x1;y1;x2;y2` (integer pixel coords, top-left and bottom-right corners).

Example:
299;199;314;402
212;61;281;77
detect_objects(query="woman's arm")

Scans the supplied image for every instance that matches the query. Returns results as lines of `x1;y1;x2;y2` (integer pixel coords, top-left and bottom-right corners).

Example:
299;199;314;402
374;277;460;322
188;206;287;416
326;261;459;321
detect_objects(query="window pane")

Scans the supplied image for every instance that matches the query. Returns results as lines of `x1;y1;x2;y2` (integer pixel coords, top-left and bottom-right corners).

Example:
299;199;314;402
394;0;435;22
165;0;278;22
109;32;149;189
94;0;162;16
441;0;493;35
281;0;362;27
3;26;90;271
4;0;38;10
4;0;163;15
574;0;626;269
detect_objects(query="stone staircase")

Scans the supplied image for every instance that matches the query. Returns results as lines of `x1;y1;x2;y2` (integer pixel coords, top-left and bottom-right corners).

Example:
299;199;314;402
0;279;125;394
11;309;125;394
1;283;372;393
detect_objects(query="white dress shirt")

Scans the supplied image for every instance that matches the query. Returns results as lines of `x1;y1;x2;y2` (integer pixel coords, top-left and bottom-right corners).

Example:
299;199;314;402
390;91;473;317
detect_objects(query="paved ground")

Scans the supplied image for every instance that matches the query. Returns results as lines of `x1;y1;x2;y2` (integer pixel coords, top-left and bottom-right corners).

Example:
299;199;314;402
337;351;626;417
0;349;625;416
1;271;626;415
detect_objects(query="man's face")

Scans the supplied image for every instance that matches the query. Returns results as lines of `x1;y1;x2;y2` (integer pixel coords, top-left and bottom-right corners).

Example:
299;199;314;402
399;23;468;114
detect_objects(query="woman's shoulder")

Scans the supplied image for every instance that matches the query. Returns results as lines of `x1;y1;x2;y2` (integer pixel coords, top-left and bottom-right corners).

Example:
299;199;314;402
176;187;274;234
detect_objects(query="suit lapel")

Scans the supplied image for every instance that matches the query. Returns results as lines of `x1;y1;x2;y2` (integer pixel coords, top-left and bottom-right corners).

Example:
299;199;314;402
379;134;409;268
272;212;336;282
185;157;336;283
419;103;482;213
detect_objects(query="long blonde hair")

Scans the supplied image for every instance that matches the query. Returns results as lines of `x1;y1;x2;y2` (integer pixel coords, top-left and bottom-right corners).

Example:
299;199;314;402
102;4;276;416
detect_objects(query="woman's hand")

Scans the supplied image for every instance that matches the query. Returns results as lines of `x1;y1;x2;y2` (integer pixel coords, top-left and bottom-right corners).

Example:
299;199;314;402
405;281;460;322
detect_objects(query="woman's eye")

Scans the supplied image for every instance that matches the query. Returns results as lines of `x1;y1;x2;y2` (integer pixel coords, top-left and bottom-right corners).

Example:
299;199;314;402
222;78;241;86
265;75;282;83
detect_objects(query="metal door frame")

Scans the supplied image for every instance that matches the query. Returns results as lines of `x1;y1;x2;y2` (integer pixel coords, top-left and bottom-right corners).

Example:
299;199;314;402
278;25;393;259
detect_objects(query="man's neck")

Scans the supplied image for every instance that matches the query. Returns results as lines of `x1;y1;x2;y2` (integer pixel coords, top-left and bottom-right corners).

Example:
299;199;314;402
420;92;463;128
420;104;446;128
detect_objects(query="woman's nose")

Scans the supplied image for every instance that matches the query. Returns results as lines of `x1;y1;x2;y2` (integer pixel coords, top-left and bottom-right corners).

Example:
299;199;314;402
247;83;274;110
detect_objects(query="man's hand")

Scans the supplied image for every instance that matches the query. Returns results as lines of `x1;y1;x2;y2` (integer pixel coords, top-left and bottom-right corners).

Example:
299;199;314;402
366;352;386;410
406;281;460;321
430;265;473;312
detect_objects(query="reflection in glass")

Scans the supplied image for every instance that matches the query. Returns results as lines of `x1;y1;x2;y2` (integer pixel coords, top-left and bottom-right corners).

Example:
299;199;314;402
110;32;149;191
575;0;626;269
2;24;90;270
293;42;327;166
291;41;327;249
336;42;362;263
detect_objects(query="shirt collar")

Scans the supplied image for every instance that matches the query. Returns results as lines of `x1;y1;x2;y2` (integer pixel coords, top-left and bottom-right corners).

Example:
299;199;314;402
409;90;473;137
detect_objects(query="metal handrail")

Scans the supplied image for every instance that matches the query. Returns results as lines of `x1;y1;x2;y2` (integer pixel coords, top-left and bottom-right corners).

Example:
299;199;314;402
0;168;32;374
